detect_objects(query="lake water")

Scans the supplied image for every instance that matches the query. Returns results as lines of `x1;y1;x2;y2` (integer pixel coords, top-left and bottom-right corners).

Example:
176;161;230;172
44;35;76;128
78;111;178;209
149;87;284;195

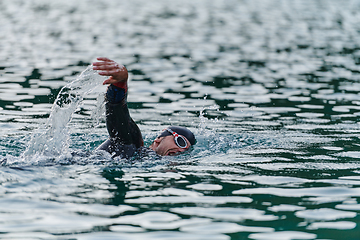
1;0;360;239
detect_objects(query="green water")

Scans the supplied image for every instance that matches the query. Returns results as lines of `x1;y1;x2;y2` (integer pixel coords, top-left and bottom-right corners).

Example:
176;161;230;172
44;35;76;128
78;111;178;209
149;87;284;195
1;0;360;239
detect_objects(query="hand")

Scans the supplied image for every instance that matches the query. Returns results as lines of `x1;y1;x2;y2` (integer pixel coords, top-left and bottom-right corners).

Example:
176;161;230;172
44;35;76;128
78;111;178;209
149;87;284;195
93;57;128;85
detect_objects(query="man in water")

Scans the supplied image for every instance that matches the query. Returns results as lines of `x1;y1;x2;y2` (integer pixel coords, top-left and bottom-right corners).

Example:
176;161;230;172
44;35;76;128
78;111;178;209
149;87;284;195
92;57;196;159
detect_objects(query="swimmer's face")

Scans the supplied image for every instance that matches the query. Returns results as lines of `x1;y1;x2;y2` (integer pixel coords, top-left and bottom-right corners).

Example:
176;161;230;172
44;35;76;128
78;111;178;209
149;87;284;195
149;135;191;156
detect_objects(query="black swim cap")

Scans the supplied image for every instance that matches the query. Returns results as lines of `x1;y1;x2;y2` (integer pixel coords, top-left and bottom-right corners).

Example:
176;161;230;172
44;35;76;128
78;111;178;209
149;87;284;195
158;126;196;146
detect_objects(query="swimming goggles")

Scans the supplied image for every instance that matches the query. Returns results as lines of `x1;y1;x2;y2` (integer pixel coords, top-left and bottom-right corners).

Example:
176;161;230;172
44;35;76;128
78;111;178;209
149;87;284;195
166;129;188;149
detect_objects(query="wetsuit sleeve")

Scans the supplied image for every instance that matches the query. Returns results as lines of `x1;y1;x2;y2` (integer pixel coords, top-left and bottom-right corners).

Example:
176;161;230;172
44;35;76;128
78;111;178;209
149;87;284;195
105;83;143;148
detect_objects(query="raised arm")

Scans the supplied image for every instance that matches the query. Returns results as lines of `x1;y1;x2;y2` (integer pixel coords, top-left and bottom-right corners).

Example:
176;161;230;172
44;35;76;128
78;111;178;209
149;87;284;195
93;58;143;158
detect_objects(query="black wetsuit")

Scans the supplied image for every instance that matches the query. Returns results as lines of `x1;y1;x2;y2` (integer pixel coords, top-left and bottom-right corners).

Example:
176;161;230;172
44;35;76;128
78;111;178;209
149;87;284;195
97;83;153;159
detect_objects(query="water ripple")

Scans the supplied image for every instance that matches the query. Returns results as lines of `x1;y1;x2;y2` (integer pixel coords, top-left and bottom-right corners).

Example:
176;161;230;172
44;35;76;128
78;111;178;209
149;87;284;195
2;0;360;239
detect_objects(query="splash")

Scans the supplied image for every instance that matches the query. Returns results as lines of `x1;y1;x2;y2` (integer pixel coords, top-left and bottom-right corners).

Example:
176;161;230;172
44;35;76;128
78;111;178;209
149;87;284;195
22;66;107;161
198;104;220;131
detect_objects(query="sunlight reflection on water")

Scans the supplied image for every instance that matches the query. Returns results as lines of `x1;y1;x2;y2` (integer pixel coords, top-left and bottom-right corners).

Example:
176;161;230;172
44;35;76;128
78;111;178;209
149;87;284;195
1;0;360;239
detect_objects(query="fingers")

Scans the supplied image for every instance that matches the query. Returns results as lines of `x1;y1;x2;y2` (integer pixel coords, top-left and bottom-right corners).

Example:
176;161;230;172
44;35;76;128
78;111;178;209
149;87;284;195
102;77;112;85
93;63;118;71
102;76;118;85
97;69;121;76
93;57;115;68
96;57;113;62
93;58;125;72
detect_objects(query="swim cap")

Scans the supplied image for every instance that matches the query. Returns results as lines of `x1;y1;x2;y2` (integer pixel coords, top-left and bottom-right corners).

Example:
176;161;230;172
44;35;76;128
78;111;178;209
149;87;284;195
158;126;196;146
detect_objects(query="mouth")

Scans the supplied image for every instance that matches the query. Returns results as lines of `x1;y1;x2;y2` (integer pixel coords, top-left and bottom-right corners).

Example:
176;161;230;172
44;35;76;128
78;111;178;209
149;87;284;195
164;148;177;156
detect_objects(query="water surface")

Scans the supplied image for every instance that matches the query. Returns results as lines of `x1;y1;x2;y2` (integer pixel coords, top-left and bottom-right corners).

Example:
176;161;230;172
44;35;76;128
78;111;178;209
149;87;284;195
1;0;360;239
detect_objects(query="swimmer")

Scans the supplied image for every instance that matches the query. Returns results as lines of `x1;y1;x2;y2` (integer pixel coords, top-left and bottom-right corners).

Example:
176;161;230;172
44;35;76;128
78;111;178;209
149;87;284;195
93;57;196;159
